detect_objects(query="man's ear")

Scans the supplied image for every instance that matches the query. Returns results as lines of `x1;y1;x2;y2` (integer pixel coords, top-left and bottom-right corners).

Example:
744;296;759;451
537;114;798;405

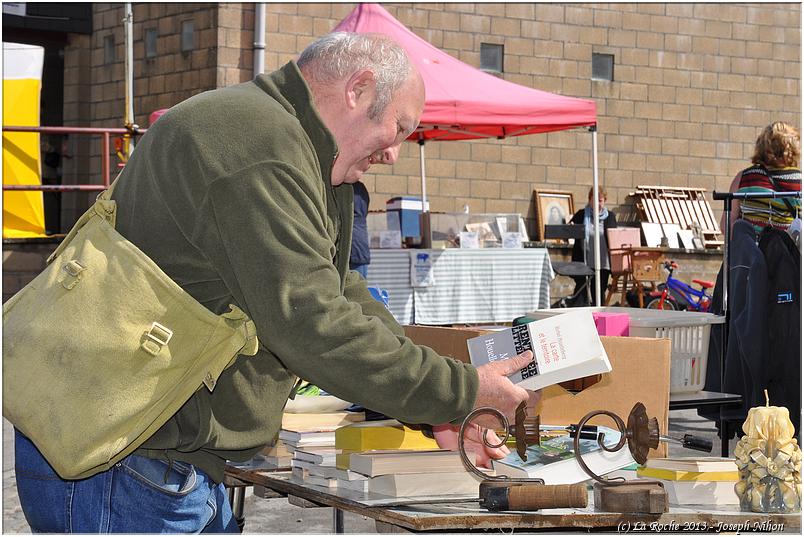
345;69;376;110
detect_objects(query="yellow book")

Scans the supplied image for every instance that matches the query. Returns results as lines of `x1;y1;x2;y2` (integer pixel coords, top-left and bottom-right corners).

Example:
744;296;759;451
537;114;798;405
636;466;739;482
334;419;438;453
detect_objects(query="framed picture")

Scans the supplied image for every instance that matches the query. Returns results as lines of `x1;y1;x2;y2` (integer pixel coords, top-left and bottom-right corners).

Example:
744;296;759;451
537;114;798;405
534;190;575;241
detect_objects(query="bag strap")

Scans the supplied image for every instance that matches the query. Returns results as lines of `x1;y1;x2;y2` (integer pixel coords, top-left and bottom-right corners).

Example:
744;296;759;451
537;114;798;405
47;176;121;265
222;304;260;357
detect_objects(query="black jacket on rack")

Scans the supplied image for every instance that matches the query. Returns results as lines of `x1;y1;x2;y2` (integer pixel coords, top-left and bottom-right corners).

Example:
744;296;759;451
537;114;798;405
700;220;769;435
758;227;801;439
700;220;801;442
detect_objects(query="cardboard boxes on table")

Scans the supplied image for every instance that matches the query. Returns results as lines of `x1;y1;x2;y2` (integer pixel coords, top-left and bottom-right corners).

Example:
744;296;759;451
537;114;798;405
404;325;671;458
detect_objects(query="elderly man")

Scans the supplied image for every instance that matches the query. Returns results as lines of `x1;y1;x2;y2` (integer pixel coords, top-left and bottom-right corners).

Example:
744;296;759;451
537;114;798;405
14;32;537;533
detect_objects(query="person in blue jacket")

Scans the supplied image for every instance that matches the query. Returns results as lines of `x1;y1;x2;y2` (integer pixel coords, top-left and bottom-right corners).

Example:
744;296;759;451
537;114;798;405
350;146;399;278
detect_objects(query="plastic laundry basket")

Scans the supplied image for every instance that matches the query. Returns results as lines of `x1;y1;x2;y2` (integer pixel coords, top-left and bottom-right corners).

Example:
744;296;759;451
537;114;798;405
525;307;724;394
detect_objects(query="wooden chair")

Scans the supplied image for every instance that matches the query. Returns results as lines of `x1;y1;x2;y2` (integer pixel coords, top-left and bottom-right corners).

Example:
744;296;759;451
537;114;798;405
604;228;641;305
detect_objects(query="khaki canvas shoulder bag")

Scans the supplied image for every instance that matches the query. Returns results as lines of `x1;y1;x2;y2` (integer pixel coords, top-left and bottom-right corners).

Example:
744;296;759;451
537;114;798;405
2;179;259;480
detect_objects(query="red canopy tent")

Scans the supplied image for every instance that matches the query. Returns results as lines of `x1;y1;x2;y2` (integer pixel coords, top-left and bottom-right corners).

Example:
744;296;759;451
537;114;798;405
333;4;606;302
334;3;597;141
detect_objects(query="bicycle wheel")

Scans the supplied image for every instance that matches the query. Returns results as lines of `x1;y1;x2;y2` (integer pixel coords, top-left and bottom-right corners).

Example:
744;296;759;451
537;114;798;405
646;297;676;310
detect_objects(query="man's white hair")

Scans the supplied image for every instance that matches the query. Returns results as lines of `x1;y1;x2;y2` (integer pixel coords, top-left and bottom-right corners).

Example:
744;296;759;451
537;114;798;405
298;32;413;120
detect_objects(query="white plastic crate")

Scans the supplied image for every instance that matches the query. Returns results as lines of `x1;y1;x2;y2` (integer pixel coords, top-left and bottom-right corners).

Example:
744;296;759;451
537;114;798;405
525;307;724;394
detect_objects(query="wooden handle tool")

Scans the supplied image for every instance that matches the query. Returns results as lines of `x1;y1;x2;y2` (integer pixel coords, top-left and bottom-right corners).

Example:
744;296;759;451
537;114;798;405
480;482;588;511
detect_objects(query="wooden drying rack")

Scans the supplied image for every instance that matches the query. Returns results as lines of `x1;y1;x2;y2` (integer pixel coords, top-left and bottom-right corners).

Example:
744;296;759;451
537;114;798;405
630;186;723;249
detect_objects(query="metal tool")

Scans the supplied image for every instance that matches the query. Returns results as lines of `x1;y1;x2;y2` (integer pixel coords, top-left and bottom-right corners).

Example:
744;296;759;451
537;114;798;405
571;402;711;514
458;402;588;512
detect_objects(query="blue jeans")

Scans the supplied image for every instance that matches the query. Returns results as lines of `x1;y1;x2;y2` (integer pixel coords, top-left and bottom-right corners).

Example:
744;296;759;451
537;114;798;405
352;264;368;278
14;429;239;533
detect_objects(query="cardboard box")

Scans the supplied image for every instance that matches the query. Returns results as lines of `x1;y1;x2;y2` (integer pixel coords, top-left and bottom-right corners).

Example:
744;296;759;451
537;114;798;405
403;325;491;363
404;326;670;458
537;336;670;458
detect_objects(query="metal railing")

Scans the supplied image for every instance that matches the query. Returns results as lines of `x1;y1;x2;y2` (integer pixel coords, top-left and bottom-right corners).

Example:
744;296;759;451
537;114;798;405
2;125;146;192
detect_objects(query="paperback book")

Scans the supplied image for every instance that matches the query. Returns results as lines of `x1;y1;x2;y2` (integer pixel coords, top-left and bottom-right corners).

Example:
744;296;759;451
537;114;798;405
337;469;489;497
281;411;365;432
347;449;466;477
292;458;369;482
467;310;611;390
278;429;336;448
491;426;634;484
334;419;439;452
643;457;738;473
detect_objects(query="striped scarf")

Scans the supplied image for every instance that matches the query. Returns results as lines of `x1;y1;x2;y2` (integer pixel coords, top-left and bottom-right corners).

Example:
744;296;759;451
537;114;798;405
737;165;801;233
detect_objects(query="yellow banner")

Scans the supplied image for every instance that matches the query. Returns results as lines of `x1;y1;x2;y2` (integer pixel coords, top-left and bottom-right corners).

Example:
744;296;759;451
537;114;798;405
3;42;46;238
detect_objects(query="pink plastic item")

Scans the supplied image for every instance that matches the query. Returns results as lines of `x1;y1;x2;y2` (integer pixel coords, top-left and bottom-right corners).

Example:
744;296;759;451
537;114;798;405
592;312;630;336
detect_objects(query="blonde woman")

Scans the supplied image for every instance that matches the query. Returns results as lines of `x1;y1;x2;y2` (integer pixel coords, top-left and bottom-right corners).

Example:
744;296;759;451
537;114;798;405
724;121;801;234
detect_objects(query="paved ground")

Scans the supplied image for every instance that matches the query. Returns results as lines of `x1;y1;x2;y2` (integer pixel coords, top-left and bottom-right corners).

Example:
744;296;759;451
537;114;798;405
3;411;737;534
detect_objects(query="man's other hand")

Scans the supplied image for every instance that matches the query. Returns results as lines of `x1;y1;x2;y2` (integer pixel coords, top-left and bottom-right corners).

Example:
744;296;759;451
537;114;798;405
473;350;541;428
432;423;509;469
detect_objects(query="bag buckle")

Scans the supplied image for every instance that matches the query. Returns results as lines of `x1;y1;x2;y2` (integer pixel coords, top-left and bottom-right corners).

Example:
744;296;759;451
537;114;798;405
141;322;173;356
61;260;86;290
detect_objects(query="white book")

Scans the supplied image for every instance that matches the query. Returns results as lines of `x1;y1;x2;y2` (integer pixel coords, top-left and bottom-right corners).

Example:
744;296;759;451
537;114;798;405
663;479;739;506
278;429;336;446
348;449;466;477
293;447;340;465
339;470;487;497
338;477;370;493
292;459;368;482
492;426;634;485
304;474;337;488
467;310;611;391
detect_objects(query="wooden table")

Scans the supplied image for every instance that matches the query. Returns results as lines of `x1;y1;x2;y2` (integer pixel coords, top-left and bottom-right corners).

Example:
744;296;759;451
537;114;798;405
224;466;800;533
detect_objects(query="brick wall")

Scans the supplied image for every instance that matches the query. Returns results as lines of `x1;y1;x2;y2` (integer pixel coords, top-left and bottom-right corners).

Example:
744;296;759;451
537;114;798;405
54;2;802;238
59;3;249;225
260;2;801;238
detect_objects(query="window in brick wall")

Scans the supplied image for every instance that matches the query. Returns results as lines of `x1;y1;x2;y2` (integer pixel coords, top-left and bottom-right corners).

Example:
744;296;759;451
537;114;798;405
103;34;115;64
181;20;195;53
145;27;158;59
592;53;614;81
480;43;504;73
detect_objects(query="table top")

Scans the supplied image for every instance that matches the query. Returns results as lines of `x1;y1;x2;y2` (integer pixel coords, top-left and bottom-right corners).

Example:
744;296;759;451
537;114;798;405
669;390;742;410
226;467;800;533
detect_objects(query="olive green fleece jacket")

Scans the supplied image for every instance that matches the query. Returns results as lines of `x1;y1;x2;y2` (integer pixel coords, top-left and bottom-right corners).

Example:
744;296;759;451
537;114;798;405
112;62;479;482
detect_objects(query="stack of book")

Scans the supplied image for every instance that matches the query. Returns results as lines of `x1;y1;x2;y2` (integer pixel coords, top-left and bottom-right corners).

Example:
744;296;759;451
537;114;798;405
294;447;488;497
337;449;488;496
636;457;739;505
334;419;440;469
265;410;364;471
290;420;488;497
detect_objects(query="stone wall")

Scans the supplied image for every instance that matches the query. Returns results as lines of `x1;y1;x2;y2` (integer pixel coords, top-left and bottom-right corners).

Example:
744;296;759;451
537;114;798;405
259;2;801;239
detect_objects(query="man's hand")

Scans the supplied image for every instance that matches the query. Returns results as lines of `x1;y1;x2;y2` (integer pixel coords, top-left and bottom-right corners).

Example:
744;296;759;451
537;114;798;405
432;423;509;469
473;350;541;428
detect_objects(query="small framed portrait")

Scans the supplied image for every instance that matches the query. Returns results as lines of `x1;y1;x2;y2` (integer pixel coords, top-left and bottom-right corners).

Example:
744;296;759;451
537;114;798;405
534;190;575;241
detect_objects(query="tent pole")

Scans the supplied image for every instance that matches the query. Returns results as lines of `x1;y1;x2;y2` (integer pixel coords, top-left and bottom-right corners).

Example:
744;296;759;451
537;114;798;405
591;126;601;306
418;140;428;207
418;139;431;248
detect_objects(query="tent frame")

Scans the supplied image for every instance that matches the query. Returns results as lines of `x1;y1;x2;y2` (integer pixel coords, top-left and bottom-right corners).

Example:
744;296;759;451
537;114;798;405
415;125;602;306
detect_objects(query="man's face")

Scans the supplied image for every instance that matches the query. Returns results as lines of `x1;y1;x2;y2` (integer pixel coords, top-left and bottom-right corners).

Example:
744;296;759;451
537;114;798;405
330;72;424;185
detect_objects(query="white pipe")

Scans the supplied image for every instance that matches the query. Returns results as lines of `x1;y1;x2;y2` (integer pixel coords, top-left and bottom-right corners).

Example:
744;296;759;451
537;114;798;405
592;128;601;306
124;3;134;155
419;141;428;208
253;3;266;76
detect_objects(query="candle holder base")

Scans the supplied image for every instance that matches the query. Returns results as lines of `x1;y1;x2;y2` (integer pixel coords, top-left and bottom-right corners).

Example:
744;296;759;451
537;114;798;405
593;480;668;514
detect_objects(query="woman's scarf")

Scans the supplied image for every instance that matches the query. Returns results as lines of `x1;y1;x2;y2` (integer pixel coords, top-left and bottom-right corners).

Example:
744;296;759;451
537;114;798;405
583;204;610;269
